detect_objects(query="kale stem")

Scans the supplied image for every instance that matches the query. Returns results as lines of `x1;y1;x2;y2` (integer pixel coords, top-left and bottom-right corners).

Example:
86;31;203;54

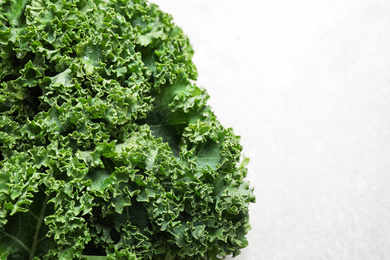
29;194;49;260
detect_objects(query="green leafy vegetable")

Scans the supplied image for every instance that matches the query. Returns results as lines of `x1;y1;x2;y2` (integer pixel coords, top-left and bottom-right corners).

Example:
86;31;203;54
0;0;255;259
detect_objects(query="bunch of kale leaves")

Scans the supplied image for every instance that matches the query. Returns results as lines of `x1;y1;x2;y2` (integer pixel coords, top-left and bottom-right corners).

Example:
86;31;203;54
0;0;255;259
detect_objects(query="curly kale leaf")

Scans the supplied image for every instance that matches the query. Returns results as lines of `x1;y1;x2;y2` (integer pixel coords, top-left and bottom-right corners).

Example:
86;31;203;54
0;0;255;259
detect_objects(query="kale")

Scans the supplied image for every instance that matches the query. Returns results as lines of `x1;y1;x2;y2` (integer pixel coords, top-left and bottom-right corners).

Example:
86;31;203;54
0;0;255;259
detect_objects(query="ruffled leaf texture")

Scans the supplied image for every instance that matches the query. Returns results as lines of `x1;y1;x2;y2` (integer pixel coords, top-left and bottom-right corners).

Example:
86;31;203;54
0;0;255;259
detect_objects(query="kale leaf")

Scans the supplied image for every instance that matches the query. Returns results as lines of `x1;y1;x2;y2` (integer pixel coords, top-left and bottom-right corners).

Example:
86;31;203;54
0;0;255;259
